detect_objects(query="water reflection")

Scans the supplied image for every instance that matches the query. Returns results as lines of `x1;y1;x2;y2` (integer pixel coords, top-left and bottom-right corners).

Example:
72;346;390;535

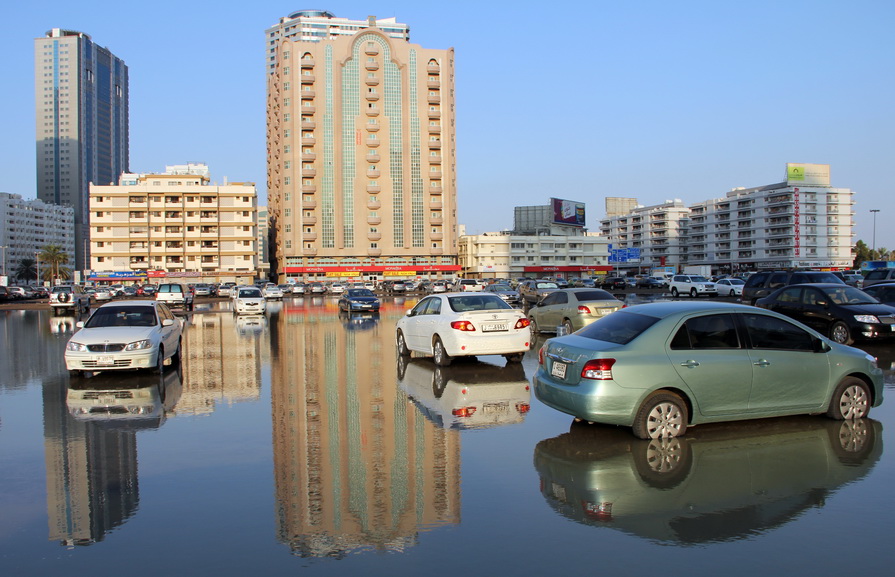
397;356;531;429
534;417;882;544
270;302;460;557
338;310;380;331
46;365;184;547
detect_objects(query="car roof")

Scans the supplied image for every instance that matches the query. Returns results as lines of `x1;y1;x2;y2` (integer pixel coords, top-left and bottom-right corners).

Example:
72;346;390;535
620;300;753;319
98;300;157;309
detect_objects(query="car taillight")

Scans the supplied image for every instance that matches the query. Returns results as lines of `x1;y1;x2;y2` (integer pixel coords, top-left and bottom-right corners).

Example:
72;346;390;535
538;346;545;365
452;407;477;417
516;403;531;414
577;305;591;314
581;358;615;380
451;320;476;331
514;318;530;329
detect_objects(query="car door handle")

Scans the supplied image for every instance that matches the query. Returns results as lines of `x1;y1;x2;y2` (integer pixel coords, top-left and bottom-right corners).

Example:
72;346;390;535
753;359;771;367
680;360;700;368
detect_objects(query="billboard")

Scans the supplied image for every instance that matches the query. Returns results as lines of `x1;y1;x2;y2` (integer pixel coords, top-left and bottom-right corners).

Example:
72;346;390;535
785;163;830;186
551;198;586;227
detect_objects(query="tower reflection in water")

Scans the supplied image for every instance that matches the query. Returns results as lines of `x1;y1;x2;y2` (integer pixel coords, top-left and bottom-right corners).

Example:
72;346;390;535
270;300;460;557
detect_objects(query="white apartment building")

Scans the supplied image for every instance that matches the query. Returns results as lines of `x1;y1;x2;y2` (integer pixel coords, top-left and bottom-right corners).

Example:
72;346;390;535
88;167;257;284
599;163;854;274
599;200;691;273
458;230;611;280
0;192;75;277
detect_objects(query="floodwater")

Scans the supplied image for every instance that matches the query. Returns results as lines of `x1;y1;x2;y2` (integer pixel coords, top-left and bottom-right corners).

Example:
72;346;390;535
1;297;894;577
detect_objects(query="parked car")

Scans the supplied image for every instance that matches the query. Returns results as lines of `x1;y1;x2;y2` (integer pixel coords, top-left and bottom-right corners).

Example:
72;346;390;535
30;286;50;299
669;275;717;298
569;278;597;288
231;286;266;315
6;286;32;300
533;301;883;439
426;280;449;294
742;270;843;305
483;283;522;305
452;279;483;292
338;288;380;312
528;288;624;335
600;277;628;290
327;282;345;295
396;293;531;366
92;287;114;302
518;280;561;305
216;282;237;297
193;283;213;297
861;282;895;307
64;301;182;376
262;283;284;299
307;282;327;294
0;286;12;301
635;277;666;289
755;283;895;345
141;284;157;296
50;285;91;315
862;268;895;288
833;272;865;288
155;282;194;311
715;278;745;297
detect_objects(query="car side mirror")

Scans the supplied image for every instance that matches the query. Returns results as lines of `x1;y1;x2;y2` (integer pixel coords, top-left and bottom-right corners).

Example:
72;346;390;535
76;321;85;328
406;309;414;317
814;338;830;353
162;319;175;327
816;300;829;307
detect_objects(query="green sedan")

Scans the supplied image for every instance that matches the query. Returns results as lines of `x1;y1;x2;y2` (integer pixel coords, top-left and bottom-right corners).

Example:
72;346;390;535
528;288;624;335
533;301;884;439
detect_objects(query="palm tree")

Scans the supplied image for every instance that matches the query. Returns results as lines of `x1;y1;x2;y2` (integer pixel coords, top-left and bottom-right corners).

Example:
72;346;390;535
39;244;71;284
14;258;37;283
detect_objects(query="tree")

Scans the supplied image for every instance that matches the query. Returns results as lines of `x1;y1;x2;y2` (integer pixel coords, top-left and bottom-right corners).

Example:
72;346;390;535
39;244;71;283
14;258;37;283
853;240;891;268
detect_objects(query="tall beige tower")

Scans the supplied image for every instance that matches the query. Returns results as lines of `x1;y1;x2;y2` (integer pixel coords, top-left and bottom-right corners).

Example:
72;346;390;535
266;13;458;282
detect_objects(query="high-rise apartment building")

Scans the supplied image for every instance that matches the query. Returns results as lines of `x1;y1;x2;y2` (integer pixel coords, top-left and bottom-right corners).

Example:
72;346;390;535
35;28;129;272
0;192;75;277
266;12;458;283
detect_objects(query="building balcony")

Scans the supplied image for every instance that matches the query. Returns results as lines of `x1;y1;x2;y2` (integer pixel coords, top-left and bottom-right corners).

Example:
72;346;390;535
429;170;443;180
367;232;381;241
430;216;443;225
428;124;441;133
366;138;380;147
302;232;318;241
301;184;316;194
129;261;150;269
301;152;316;161
301;120;316;130
367;199;381;210
427;109;441;119
429;154;442;164
302;199;317;209
366;122;380;132
427;64;440;73
365;61;379;71
365;92;380;101
365;152;380;163
427;94;440;104
367;185;381;193
365;107;380;117
300;58;315;68
365;77;380;86
366;169;381;178
429;185;443;194
302;216;317;225
428;140;442;149
430;246;443;254
301;137;315;146
301;104;316;114
367;216;382;225
303;247;317;256
429;232;444;241
367;248;382;257
300;90;315;99
429;200;443;210
302;168;317;177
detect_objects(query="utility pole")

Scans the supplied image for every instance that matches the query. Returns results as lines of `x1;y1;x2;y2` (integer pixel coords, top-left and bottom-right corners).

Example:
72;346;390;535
870;209;880;253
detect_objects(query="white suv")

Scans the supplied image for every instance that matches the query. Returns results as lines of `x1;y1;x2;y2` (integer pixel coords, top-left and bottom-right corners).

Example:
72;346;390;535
50;285;91;315
669;275;718;298
453;279;483;292
156;283;194;310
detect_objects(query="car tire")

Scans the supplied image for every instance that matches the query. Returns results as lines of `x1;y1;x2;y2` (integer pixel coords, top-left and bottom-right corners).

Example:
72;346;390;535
826;377;871;420
562;319;574;335
729;289;736;296
690;288;698;298
632;391;688;439
671;287;679;298
504;353;524;363
631;437;693;489
152;347;165;374
529;317;539;335
396;330;411;357
432;367;447;398
172;339;182;365
433;337;452;366
829;321;853;345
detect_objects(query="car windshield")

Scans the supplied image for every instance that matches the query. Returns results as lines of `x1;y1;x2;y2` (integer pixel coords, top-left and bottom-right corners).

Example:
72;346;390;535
85;306;158;328
690;276;710;282
490;284;512;291
536;282;558;289
576;310;661;344
727;279;745;285
348;289;375;297
573;290;617;302
448;295;512;312
820;286;878;305
238;288;262;298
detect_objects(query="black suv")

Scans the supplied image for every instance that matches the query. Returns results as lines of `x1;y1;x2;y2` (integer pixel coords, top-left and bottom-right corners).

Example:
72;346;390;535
742;270;844;305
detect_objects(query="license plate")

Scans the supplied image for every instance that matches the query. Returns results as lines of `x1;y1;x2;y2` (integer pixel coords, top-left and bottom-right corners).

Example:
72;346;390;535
551;361;567;379
94;356;115;366
482;323;507;332
482;402;508;414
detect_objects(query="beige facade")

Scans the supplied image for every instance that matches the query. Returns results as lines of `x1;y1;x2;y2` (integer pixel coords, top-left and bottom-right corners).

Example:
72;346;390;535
267;16;458;282
88;172;257;283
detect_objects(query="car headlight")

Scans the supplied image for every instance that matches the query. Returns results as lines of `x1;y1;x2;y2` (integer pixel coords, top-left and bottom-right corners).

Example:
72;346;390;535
854;315;880;323
865;353;879;369
125;339;153;351
66;341;88;352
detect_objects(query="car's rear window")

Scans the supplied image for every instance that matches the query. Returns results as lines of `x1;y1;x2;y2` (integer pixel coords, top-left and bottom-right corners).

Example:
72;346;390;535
576;310;660;344
159;284;183;293
448;295;512;312
573;290;616;301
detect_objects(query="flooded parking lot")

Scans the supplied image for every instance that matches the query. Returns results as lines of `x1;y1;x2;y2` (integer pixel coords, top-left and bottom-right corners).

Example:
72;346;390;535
1;296;894;576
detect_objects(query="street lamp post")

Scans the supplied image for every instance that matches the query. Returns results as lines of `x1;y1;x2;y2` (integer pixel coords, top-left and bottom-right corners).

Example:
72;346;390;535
870;209;880;253
35;252;40;285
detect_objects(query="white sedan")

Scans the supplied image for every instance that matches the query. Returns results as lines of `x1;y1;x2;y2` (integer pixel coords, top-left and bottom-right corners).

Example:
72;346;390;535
232;286;267;315
395;292;531;366
715;278;745;296
64;301;182;376
262;284;284;299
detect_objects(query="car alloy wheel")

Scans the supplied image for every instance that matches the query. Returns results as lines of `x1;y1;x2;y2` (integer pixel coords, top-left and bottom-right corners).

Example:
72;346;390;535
671;287;679;297
152;347;165;374
396;331;411;357
633;391;688;439
827;377;871;420
829;321;852;345
433;337;452;366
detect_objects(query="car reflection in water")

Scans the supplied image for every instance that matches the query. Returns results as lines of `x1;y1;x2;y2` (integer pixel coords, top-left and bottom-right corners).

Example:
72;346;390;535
339;309;380;331
66;364;184;430
398;356;531;429
236;314;269;336
533;417;882;545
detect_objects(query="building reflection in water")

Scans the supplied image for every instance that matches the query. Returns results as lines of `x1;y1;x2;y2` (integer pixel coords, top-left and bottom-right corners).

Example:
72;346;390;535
179;311;267;415
44;366;183;546
534;417;883;545
271;301;460;557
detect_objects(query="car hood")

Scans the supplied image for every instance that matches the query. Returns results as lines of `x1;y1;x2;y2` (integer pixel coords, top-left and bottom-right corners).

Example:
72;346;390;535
840;303;895;316
347;296;379;302
70;326;159;344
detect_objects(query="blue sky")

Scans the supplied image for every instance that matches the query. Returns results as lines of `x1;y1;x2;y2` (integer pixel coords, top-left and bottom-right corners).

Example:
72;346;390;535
3;0;893;250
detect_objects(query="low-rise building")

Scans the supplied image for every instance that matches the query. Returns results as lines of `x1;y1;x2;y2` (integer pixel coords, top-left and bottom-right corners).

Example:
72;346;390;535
88;165;257;284
0;192;75;278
